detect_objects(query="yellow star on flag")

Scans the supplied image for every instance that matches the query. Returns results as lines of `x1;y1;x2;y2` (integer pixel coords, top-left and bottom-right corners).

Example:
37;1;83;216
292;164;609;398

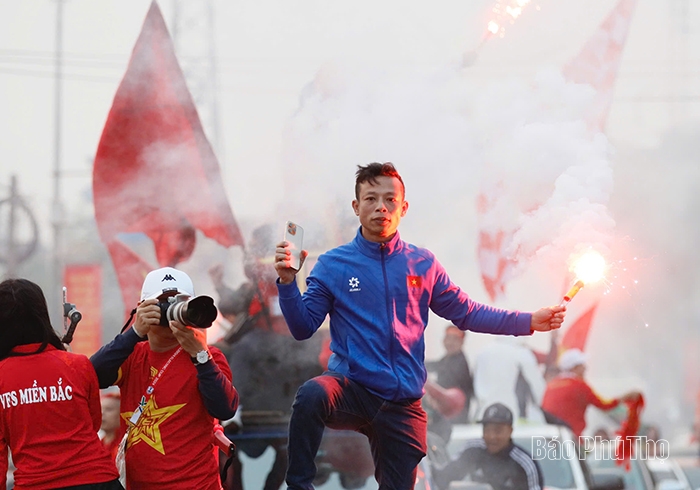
407;275;422;288
122;396;186;455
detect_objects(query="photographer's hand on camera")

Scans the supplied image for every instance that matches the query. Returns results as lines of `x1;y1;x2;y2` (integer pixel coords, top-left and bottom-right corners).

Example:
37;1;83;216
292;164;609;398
274;240;308;285
169;320;208;358
133;298;161;337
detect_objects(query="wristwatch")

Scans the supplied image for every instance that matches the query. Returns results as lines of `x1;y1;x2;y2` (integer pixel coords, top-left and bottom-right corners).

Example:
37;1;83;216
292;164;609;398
191;349;211;366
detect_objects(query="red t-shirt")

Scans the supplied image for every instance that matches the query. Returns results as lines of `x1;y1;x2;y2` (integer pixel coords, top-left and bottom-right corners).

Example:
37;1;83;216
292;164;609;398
0;344;119;489
117;343;231;490
541;374;619;437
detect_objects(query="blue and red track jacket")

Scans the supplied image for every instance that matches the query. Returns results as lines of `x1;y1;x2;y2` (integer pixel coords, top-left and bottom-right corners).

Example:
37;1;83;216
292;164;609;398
277;228;532;402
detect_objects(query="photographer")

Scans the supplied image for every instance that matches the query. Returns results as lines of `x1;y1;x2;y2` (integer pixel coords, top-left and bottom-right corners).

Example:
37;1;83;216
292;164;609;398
90;267;239;490
0;278;122;489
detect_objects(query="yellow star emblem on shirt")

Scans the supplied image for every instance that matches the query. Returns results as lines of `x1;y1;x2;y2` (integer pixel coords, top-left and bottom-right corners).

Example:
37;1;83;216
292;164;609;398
407;275;422;288
122;396;186;455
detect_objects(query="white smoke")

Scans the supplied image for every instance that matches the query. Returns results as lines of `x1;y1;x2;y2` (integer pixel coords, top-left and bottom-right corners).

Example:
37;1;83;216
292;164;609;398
470;69;616;279
280;63;616;295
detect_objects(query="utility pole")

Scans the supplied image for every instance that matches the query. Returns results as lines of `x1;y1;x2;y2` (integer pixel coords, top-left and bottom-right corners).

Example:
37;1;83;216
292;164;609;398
668;0;690;125
169;0;233;271
6;176;17;278
0;176;40;279
51;0;65;328
170;0;223;168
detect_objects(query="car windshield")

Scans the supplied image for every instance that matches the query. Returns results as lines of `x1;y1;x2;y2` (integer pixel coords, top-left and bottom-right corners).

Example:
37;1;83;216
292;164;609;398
585;451;648;490
648;467;676;483
680;466;700;488
513;436;576;490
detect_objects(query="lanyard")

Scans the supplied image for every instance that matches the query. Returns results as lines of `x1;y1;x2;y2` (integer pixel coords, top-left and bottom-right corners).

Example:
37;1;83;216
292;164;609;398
128;346;183;426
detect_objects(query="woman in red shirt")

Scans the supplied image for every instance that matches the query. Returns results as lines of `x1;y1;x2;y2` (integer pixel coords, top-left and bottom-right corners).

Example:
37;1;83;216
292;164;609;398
0;278;122;490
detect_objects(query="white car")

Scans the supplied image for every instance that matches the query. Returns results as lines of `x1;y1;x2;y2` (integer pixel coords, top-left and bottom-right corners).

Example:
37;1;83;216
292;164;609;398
672;455;700;490
645;458;691;490
584;442;688;490
427;423;624;490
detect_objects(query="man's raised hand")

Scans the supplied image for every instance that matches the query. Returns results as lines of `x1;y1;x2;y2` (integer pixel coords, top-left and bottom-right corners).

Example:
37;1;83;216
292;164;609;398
274;240;308;285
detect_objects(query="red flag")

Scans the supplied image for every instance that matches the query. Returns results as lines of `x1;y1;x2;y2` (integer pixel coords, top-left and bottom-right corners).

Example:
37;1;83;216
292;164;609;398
93;1;243;270
563;0;637;132
477;225;516;302
107;240;156;320
560;303;599;352
475;179;517;302
615;393;645;471
407;276;422;288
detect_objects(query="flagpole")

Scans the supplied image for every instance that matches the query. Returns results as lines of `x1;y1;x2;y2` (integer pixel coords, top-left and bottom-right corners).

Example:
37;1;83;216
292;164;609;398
51;0;65;331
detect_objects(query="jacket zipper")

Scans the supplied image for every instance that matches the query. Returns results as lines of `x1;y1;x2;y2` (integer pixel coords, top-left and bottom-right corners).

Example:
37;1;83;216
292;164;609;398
380;243;399;398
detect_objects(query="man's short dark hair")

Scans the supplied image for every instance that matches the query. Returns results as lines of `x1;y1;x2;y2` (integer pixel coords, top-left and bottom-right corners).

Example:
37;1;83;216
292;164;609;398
355;162;405;200
0;278;65;360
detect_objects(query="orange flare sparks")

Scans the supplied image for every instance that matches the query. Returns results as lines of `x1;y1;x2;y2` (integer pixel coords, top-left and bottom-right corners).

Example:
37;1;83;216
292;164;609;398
483;0;533;40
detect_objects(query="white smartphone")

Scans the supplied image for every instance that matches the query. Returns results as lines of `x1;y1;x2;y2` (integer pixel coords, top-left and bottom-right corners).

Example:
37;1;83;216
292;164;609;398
284;221;304;270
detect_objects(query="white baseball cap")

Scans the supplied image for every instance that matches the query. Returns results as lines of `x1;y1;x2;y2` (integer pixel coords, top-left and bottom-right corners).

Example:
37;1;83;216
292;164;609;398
140;267;195;301
558;348;587;372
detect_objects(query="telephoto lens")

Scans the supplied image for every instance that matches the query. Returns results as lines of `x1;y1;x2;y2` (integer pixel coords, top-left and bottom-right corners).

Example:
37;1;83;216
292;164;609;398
158;295;218;328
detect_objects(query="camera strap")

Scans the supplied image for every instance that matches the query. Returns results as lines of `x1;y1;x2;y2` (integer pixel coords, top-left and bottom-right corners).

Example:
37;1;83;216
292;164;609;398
128;346;183;426
120;308;138;334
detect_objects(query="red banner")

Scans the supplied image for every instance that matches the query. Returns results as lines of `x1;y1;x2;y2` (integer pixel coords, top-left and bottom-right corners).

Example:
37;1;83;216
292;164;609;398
63;264;103;357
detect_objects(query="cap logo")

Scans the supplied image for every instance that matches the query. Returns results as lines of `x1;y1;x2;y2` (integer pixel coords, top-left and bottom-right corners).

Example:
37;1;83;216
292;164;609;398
488;406;498;417
162;274;176;281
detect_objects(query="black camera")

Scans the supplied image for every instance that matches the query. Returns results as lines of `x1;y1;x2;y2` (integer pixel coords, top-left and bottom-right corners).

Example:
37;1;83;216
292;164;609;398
157;294;218;329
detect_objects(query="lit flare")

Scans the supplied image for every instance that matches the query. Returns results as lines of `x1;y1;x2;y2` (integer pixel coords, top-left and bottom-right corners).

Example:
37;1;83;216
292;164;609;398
559;251;607;307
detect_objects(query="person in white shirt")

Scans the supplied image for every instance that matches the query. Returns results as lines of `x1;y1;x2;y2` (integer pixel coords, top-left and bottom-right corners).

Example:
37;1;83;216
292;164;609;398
473;336;546;423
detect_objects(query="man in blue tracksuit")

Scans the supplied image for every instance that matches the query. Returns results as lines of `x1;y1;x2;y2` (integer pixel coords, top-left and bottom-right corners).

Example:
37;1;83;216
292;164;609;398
274;162;566;490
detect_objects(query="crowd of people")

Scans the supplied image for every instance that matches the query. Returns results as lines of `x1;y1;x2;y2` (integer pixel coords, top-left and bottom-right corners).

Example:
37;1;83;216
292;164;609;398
1;162;658;490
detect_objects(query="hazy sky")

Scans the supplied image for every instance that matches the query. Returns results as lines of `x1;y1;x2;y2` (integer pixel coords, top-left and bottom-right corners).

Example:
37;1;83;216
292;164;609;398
1;0;699;438
1;0;695;227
